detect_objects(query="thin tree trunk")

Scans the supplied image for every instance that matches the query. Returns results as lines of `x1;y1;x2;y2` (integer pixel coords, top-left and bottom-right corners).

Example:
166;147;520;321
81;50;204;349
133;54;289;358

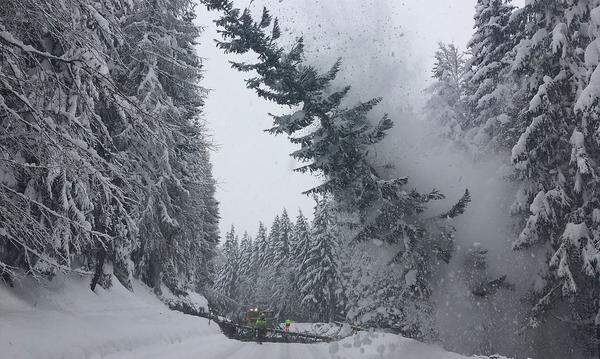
596;323;600;359
151;250;162;295
90;248;106;291
596;321;600;359
594;307;600;359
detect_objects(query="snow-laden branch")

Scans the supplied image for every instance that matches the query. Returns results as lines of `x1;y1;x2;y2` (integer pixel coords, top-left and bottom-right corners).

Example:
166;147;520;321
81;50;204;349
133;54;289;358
0;30;78;63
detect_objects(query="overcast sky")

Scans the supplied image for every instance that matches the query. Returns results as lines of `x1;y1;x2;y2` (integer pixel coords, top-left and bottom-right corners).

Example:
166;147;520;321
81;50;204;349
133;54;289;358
195;0;522;239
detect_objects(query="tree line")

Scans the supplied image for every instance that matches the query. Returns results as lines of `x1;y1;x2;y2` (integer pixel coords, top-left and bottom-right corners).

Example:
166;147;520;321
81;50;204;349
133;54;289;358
215;200;341;325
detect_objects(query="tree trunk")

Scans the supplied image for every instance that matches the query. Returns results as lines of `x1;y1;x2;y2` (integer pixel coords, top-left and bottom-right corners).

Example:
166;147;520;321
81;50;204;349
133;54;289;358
112;242;133;291
90;248;106;291
151;250;162;295
596;322;600;359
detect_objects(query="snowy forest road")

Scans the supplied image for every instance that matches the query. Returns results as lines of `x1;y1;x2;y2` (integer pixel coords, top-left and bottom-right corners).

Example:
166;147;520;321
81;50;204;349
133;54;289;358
100;331;479;359
1;276;495;359
102;334;335;359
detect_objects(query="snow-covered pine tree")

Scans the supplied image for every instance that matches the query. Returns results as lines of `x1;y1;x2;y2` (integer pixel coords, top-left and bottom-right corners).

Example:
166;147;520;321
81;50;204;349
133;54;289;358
426;43;469;146
214;226;240;303
239;232;253;275
157;134;219;295
270;209;295;318
506;0;600;351
575;5;600;351
115;0;217;294
254;215;281;309
237;231;255;303
292;211;310;264
298;198;341;322
193;149;220;291
274;209;292;263
0;0;139;287
0;0;218;296
202;0;466;337
267;215;280;266
463;0;516;152
253;221;270;307
201;0;413;242
254;222;269;269
342;186;469;339
343;241;437;340
289;210;310;319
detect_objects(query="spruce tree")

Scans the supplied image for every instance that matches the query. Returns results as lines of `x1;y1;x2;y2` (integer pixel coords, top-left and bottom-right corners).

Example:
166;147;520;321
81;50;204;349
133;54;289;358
426;43;469;145
270;209;295;318
298;198;341;322
267;215;280;267
273;209;292;267
505;2;600;350
200;0;445;246
253;221;270;307
343;240;437;340
575;6;600;350
0;0;218;297
254;222;269;269
290;210;311;319
239;232;253;276
201;0;467;336
0;0;138;287
238;231;254;303
463;0;516;151
215;226;240;302
256;215;281;309
292;211;311;271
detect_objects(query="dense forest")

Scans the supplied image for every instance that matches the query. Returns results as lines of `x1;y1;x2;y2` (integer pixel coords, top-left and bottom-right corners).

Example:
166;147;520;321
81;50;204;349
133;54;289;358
210;0;600;357
0;0;219;295
3;0;600;358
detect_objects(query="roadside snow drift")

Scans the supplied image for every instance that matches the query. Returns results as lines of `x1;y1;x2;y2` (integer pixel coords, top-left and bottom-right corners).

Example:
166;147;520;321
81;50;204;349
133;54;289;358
0;274;510;359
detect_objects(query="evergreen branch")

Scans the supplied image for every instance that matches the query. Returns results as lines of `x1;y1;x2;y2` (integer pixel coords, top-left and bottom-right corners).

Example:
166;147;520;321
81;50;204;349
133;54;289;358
439;189;471;219
0;183;113;245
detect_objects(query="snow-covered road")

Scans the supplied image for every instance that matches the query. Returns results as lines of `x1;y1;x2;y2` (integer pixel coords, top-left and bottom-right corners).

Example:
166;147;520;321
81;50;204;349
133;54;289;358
101;330;474;359
0;274;505;359
103;334;327;359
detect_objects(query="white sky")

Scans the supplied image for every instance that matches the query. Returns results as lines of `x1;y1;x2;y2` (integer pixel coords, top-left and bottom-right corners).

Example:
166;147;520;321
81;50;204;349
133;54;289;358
196;7;317;239
195;0;523;238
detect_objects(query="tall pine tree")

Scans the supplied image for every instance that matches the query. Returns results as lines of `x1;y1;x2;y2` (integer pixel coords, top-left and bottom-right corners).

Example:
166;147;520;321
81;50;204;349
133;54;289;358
253;221;271;307
505;1;600;352
426;43;469;146
237;231;255;304
298;198;341;322
0;0;218;294
215;226;240;303
463;0;517;152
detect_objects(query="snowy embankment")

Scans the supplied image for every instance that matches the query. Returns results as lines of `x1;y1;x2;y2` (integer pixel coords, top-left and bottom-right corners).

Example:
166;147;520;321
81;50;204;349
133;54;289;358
0;275;510;359
286;322;355;338
0;273;218;359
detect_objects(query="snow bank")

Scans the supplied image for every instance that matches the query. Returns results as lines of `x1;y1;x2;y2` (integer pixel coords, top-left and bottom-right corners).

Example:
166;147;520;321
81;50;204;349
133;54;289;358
0;273;220;359
329;331;511;359
1;274;511;359
284;322;352;338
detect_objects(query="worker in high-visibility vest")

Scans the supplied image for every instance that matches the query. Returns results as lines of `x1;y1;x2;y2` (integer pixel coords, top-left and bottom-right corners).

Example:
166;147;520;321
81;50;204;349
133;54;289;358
255;314;267;339
284;319;292;332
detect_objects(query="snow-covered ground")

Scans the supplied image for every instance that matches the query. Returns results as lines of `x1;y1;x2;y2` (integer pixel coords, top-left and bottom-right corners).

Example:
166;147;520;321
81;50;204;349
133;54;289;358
286;322;353;338
0;274;509;359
